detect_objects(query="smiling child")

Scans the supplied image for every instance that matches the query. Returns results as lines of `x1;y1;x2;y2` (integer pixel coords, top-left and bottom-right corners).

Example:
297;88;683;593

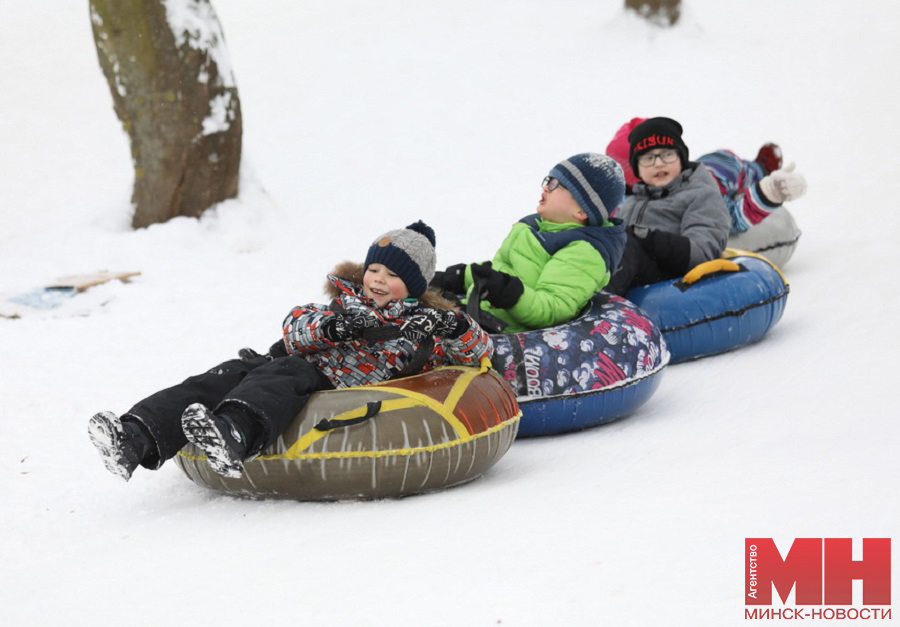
89;222;492;481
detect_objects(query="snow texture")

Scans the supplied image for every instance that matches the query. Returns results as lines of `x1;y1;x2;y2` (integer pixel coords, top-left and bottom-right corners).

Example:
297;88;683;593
201;91;233;135
162;0;236;87
1;1;898;625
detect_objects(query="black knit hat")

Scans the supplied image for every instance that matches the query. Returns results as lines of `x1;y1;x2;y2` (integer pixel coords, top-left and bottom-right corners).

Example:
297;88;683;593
363;221;436;298
628;117;689;177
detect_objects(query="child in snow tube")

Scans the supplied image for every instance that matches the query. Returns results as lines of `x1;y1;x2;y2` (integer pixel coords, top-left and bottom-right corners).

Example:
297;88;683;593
605;117;807;261
88;221;492;482
605;117;732;295
430;153;627;334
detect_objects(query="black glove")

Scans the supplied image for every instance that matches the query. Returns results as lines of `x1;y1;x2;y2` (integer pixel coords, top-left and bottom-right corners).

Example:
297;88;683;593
320;312;381;342
629;226;692;277
399;309;469;342
430;263;468;295
399;312;440;343
470;262;524;309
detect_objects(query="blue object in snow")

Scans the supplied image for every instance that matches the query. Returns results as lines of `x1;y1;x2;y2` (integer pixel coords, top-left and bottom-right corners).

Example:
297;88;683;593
7;287;77;309
625;253;789;364
489;293;669;437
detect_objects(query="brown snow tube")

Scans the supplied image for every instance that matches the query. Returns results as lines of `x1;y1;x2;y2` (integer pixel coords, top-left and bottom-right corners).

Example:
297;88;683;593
174;361;520;500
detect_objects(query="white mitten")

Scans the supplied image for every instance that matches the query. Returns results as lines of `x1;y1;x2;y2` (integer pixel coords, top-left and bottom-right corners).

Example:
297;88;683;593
759;162;807;204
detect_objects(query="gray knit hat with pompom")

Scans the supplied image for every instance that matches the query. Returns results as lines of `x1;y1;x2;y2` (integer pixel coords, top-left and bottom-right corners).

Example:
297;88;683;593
363;221;436;298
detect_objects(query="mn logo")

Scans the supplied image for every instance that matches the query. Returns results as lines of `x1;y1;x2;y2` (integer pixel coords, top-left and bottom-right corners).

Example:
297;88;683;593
746;538;891;605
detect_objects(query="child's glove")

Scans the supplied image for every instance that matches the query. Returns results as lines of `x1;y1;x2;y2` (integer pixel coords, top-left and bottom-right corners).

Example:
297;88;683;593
630;226;692;277
470;262;524;309
320;312;380;342
400;309;469;342
430;263;468;295
758;162;807;205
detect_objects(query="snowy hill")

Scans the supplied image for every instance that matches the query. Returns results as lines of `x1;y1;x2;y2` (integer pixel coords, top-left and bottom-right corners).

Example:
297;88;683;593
1;1;898;625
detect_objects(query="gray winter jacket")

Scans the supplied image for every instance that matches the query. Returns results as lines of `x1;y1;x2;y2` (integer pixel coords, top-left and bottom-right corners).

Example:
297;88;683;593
617;163;730;268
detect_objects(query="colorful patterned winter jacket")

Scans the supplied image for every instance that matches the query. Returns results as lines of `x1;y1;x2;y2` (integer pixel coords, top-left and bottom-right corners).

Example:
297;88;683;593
462;215;626;333
697;150;782;234
282;264;493;389
618;163;730;268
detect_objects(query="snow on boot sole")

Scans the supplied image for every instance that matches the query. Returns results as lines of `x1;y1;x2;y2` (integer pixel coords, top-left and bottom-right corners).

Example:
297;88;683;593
182;403;245;478
88;411;138;481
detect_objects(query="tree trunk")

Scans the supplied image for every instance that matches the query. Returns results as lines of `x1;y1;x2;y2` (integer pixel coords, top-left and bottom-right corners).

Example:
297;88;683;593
89;0;242;228
625;0;681;27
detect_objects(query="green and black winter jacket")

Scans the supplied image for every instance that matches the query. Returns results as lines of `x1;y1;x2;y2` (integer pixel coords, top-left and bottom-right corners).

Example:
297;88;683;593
463;215;626;333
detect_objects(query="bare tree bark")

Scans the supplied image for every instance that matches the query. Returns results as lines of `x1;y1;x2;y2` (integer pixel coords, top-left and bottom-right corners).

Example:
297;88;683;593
90;0;241;228
625;0;681;27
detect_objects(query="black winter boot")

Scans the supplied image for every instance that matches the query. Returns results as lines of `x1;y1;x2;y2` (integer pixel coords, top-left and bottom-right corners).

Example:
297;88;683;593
181;403;250;478
88;411;154;481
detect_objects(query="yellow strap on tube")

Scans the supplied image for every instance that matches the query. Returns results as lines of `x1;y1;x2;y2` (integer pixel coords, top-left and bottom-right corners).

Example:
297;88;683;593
279;365;486;458
723;248;788;284
681;259;741;285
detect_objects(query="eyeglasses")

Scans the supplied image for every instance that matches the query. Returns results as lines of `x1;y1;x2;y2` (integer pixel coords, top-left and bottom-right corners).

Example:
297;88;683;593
637;149;679;167
542;176;565;191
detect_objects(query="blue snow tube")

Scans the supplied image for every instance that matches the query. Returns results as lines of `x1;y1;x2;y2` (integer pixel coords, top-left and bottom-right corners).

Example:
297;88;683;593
487;293;669;437
625;252;789;364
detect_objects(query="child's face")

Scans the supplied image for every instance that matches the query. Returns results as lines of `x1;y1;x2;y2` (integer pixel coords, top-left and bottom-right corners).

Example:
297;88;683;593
537;178;588;224
637;148;682;188
363;263;410;307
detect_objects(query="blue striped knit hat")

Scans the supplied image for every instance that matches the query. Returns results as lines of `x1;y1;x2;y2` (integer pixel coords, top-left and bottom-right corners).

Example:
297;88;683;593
549;153;625;226
364;221;436;298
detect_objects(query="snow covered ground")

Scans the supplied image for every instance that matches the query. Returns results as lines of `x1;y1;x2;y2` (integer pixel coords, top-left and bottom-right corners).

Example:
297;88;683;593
1;1;898;625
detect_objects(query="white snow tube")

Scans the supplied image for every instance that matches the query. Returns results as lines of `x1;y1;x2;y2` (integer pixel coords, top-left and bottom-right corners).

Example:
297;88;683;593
727;206;801;269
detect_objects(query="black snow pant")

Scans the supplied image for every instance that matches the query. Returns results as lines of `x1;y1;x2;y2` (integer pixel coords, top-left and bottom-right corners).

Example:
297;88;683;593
606;233;674;296
126;355;333;468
